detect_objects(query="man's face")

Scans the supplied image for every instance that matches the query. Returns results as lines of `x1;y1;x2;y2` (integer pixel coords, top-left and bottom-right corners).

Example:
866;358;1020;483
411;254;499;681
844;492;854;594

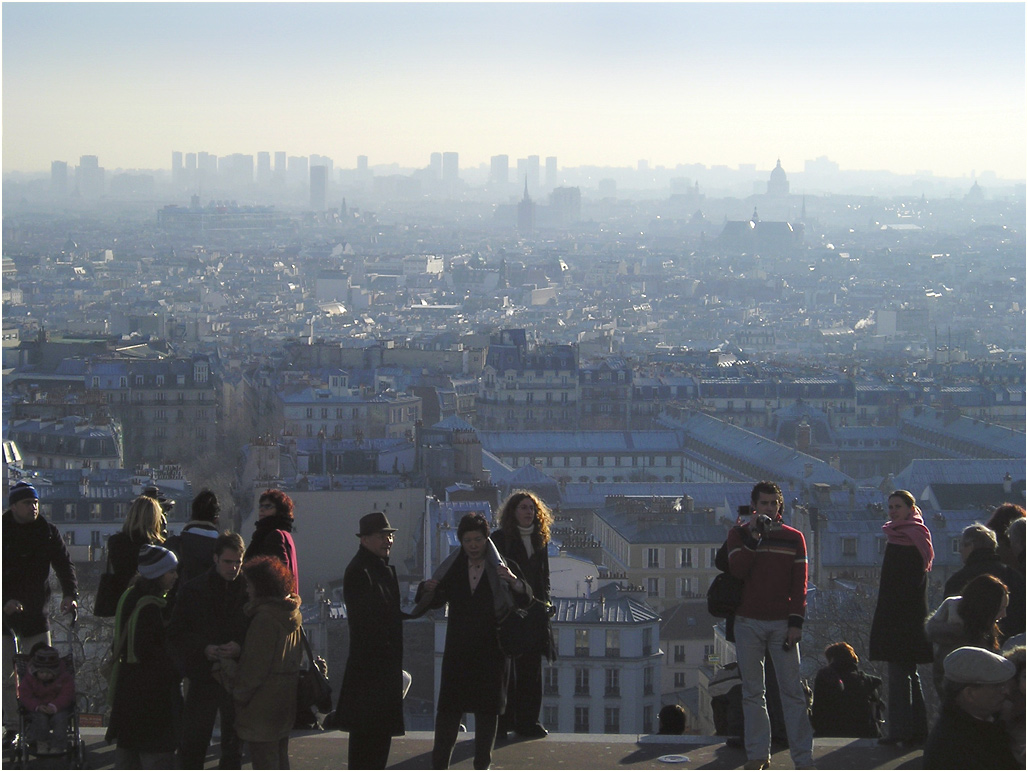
752;492;780;520
11;497;39;524
361;531;394;560
215;548;243;582
962;680;1009;717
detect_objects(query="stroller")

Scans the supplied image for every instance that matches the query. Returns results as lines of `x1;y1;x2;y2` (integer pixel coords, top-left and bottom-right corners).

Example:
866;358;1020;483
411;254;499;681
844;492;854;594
8;618;87;769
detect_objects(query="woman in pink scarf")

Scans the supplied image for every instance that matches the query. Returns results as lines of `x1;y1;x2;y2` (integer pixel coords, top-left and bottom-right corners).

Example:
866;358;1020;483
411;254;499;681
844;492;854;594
868;490;935;746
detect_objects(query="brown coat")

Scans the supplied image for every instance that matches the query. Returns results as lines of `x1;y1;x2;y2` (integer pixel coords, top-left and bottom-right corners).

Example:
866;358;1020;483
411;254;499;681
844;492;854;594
228;594;303;742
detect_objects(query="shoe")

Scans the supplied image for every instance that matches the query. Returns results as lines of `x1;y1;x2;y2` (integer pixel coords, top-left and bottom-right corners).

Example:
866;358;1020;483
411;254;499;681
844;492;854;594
743;758;770;770
725;736;744;749
515;723;548;739
2;729;17;753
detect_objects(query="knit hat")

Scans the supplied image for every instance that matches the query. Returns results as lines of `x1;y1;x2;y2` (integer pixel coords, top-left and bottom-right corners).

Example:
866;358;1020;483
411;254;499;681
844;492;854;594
137;544;178;579
944;646;1016;685
9;482;39;507
30;644;61;671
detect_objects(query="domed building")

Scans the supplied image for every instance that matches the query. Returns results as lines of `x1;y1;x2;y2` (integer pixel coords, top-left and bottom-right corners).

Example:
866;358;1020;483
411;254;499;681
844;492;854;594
767;158;790;197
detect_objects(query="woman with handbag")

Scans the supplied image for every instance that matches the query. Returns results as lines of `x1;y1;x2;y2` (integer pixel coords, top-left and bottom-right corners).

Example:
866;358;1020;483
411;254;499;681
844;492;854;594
417;513;531;770
105;545;181;769
247;489;299;594
220;555;303;770
98;495;168;617
490;491;555;740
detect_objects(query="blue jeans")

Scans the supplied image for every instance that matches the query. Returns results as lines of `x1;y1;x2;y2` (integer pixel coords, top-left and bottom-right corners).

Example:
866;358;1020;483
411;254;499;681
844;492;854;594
885;661;926;741
734;616;814;767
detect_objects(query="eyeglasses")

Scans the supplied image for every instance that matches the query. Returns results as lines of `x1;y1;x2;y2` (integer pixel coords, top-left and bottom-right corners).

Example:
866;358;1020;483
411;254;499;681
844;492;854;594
258;502;275;510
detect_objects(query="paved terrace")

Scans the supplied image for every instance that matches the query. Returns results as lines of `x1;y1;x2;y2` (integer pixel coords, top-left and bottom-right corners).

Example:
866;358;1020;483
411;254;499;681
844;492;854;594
51;728;927;770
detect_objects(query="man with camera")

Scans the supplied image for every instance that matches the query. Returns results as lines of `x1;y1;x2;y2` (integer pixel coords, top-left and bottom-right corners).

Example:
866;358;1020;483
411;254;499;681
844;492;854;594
726;481;814;770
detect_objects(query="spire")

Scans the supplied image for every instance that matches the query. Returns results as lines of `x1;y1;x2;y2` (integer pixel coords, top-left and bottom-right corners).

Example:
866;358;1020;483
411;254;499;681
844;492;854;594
523;177;530;201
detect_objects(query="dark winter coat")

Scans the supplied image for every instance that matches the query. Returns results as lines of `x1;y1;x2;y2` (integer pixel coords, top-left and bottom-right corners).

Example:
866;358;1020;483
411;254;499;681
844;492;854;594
943;547;1024;641
869;543;933;664
922;702;1019;769
491;529;556;659
334;544;406;736
165;521;220;590
247;514;299;593
166;567;250;681
2;510;77;638
417;552;528;715
810;661;883;738
105;585;182;753
105;531;154;608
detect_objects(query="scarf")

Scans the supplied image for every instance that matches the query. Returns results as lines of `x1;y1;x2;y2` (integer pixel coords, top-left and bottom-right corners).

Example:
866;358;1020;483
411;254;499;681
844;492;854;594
518;524;536;558
882;513;934;572
408;539;514;620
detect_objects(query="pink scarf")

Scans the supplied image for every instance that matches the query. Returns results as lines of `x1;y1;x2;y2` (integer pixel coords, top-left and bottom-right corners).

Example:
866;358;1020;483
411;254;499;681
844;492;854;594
882;513;934;572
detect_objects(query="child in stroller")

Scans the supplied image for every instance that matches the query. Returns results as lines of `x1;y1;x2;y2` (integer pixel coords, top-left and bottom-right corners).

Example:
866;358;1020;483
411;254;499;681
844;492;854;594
17;643;74;754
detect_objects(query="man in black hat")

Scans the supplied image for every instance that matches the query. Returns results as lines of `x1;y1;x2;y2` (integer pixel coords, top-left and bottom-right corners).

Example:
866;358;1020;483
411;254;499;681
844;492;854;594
331;512;406;769
2;482;77;748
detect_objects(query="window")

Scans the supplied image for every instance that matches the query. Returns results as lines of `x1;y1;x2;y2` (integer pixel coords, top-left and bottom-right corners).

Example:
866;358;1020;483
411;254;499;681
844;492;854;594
605;668;620;697
604;707;620;733
842;537;857;557
306;408;314;419
647;577;660;597
543;667;559;696
644;666;654;695
574;668;590;696
673;644;686;663
643;628;653;656
574;706;589;733
64;531;75;546
709;547;718;566
90;531;102;547
951;537;961;555
90;503;102;521
605;629;620;657
575;629;589;657
679;547;693;567
647;548;661;568
643;705;653;734
679;577;692;597
704;644;716;662
543;706;559;731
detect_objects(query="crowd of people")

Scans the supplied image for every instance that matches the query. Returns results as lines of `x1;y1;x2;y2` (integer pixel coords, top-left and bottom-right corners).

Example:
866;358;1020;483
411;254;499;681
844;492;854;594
3;476;1025;770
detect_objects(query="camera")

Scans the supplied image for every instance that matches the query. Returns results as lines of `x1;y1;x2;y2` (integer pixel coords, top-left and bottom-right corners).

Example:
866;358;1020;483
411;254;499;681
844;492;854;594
754;514;773;539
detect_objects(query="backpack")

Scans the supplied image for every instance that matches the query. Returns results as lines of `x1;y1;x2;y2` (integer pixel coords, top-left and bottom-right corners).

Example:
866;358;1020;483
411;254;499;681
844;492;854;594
707;540;743;618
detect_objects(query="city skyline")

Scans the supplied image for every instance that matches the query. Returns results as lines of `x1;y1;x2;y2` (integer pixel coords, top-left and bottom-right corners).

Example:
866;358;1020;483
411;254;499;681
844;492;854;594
2;3;1026;180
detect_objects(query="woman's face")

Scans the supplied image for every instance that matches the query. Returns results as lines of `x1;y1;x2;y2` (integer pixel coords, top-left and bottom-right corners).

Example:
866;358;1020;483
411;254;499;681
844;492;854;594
158;568;179;592
515;497;538;528
258;499;276;520
461;530;488;562
887;496;913;521
997;593;1009;621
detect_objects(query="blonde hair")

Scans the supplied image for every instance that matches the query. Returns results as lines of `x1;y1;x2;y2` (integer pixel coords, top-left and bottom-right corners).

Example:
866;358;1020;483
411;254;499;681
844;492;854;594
122;495;166;544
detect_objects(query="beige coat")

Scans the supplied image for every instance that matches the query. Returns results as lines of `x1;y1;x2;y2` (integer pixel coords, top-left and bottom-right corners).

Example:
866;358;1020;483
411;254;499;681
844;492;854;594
218;594;303;742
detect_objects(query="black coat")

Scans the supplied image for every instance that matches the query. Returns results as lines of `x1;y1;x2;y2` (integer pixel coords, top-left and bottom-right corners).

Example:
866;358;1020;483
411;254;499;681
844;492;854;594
334;545;406;737
166;567;250;681
490;530;550;604
418;552;528;715
810;662;883;738
105;585;182;753
943;547;1024;640
869;543;933;664
2;510;77;638
247;514;299;594
922;702;1019;769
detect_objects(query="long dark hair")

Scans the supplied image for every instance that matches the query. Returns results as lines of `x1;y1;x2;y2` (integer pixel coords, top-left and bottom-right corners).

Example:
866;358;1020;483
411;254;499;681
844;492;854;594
956;574;1008;650
498;490;553;548
259;489;294;520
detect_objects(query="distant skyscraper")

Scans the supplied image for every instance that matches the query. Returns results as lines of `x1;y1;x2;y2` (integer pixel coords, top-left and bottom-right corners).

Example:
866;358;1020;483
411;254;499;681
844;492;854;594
490;155;509;186
50;161;68;196
550;186;581;225
257;151;271;184
545;156;557;188
185;152;197;172
526;155;540;192
310;165;328;211
171;151;183;187
430;152;443;179
442;152;459;182
274;151;286;174
287;156;309;185
76;155;103;198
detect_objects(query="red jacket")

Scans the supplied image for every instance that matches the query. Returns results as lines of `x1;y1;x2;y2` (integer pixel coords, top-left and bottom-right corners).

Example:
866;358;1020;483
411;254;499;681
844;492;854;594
727;522;807;627
18;665;74;712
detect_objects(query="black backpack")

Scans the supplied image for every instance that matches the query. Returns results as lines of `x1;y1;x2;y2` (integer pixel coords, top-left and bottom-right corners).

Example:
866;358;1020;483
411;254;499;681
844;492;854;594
707;540;743;618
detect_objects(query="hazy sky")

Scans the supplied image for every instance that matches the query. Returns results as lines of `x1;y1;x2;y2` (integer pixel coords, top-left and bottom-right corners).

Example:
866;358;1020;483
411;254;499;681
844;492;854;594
3;2;1025;178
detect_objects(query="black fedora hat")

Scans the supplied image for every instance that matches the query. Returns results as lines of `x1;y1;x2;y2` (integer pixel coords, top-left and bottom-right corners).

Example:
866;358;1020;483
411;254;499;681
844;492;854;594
357;511;397;537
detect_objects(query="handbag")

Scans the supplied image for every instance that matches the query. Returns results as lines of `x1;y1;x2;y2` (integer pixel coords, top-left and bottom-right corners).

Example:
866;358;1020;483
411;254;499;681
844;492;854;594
296;627;333;714
497;598;552;658
93;552;123;618
706;539;743;618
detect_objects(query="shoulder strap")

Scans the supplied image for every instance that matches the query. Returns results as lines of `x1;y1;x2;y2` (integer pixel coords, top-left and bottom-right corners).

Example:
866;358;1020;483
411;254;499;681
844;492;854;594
112;593;167;664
